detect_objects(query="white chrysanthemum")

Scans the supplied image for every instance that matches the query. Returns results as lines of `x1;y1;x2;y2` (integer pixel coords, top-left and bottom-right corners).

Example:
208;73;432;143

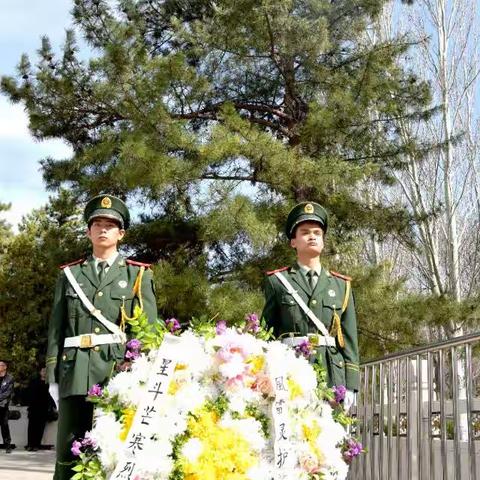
209;328;265;358
288;354;317;395
219;353;247;379
130;353;153;381
90;410;123;471
135;438;174;477
106;370;148;406
181;437;203;463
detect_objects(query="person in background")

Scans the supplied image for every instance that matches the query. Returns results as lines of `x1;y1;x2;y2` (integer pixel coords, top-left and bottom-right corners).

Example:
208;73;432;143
0;360;14;453
25;366;56;451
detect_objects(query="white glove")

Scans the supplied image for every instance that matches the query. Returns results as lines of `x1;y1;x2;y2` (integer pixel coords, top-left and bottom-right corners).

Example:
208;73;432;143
344;389;356;412
49;383;59;410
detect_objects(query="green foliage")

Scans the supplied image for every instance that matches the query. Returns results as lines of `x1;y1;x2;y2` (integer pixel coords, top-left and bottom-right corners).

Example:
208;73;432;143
0;191;88;387
126;308;168;351
0;0;451;370
71;454;105;480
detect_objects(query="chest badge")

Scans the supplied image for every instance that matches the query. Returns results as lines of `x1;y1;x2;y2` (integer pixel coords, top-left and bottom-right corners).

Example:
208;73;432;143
118;280;128;288
328;289;336;297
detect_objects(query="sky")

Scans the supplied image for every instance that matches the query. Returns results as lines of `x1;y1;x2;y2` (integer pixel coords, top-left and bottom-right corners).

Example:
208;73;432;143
0;1;78;230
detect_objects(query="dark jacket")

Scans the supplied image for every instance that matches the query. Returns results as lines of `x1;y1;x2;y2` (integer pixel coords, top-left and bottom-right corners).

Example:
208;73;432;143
26;376;56;416
0;374;14;407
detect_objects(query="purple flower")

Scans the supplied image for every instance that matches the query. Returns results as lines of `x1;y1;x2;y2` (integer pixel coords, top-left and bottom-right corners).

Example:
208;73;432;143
245;313;260;333
333;385;347;404
126;339;142;350
215;320;227;335
294;339;314;358
165;317;181;333
71;440;82;457
81;433;98;450
343;438;363;462
125;349;141;360
87;384;103;397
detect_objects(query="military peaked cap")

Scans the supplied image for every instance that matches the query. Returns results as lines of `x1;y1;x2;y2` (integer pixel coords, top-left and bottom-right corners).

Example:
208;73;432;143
84;195;130;229
285;201;328;239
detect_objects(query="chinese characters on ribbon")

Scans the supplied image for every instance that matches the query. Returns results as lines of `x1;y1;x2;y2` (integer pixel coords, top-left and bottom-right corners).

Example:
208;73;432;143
270;372;296;478
110;335;181;480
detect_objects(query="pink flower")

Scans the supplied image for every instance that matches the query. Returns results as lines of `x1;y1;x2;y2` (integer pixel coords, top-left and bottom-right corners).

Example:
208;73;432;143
299;453;321;473
125;349;141;360
165;318;181;333
244;313;260;334
252;374;274;396
126;339;141;350
333;385;347;404
87;384;103;397
215;320;227;335
71;440;82;457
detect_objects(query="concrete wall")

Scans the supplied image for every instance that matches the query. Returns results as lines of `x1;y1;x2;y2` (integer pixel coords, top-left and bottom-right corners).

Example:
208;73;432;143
6;407;57;448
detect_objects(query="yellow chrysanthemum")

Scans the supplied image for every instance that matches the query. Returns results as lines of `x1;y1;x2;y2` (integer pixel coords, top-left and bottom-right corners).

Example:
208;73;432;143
119;407;136;441
246;355;265;375
183;408;258;480
302;420;325;463
287;377;303;399
168;380;181;395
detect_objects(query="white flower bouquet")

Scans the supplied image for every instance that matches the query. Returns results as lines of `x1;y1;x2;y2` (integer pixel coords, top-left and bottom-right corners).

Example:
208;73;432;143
71;315;362;480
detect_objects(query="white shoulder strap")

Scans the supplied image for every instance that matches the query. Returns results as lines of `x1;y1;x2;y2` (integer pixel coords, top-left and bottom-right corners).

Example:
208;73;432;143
274;272;333;339
63;266;126;341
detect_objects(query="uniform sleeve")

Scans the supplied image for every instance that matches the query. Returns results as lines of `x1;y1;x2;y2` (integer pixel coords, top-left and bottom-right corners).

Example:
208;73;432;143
46;273;67;384
261;275;280;337
340;283;360;391
140;267;157;324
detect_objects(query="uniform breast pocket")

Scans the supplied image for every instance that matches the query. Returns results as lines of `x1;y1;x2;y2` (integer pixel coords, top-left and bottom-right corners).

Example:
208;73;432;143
65;288;81;319
322;300;341;324
281;294;296;308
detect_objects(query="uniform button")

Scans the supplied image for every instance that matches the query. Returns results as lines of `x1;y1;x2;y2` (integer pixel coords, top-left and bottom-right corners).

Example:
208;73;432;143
311;299;317;305
97;291;103;297
94;327;101;333
339;361;344;367
62;354;67;361
94;346;100;352
290;300;294;304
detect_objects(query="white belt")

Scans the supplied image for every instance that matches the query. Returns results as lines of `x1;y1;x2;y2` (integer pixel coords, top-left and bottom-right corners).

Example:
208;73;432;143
64;333;126;349
282;334;336;348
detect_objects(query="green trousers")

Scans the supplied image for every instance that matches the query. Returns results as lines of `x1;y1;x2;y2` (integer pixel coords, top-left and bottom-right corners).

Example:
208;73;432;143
54;396;93;480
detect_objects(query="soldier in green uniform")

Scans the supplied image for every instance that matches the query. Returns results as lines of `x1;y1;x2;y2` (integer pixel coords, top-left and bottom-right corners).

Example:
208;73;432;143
261;202;359;408
46;195;157;480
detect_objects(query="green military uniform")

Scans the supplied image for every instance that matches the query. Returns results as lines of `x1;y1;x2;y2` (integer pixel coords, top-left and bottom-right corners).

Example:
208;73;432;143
261;202;360;391
46;195;157;480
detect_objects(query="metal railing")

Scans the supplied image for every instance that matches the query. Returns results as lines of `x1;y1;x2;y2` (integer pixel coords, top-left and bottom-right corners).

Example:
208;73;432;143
349;331;480;480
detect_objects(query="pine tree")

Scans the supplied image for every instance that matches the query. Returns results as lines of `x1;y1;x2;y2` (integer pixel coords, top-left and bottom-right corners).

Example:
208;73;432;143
1;0;432;328
0;192;88;385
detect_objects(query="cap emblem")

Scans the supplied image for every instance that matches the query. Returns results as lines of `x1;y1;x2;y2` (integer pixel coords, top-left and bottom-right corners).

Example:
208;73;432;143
101;196;112;208
304;203;314;214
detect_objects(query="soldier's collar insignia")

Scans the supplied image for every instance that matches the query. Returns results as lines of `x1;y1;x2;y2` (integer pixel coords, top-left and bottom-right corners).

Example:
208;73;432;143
118;280;127;288
101;196;112;208
304;203;314;213
328;289;336;297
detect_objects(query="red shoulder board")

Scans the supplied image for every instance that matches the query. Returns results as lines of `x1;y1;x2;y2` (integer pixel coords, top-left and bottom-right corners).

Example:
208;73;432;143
330;270;352;281
266;266;289;276
59;258;84;269
126;259;152;268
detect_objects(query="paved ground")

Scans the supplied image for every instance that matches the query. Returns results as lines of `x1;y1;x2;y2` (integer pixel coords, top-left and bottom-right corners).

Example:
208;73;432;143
0;448;55;480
